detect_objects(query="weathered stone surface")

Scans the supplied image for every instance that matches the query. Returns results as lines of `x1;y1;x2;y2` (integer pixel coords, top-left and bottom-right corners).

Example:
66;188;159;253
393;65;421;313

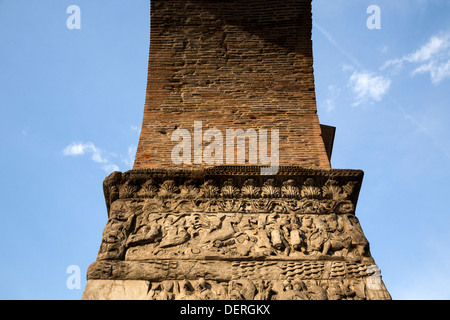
82;0;390;300
95;167;369;262
87;259;381;282
134;0;331;170
82;277;390;300
84;167;390;299
82;280;151;300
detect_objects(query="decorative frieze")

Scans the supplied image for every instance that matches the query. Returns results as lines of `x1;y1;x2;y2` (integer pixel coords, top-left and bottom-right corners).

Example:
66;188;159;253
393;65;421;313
84;166;389;300
102;167;363;216
87;260;378;282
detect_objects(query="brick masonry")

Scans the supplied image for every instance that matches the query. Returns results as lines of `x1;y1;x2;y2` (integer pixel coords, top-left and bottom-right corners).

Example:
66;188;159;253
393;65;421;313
83;1;392;300
134;0;331;170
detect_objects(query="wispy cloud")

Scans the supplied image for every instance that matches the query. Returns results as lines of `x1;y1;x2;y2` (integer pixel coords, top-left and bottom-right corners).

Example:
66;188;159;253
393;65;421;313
314;23;391;108
62;142;120;173
383;32;450;84
348;71;391;107
322;85;341;112
121;144;137;168
130;125;140;133
407;35;449;63
313;22;364;70
63;126;139;173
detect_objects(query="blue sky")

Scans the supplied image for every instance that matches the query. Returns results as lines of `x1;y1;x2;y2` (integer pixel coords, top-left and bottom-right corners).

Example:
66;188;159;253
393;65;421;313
0;0;449;300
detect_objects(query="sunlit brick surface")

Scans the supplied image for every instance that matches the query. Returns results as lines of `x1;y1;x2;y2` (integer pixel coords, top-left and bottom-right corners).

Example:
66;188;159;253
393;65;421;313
134;0;331;169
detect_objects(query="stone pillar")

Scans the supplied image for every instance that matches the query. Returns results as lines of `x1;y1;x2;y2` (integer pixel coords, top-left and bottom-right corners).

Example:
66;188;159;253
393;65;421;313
82;0;390;300
133;0;331;170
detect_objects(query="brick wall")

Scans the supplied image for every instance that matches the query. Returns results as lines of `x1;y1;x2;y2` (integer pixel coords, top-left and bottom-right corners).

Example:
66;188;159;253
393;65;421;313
134;0;331;170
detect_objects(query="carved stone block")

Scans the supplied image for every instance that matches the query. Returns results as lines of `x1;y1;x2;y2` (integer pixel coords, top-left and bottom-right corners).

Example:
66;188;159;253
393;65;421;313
84;167;391;300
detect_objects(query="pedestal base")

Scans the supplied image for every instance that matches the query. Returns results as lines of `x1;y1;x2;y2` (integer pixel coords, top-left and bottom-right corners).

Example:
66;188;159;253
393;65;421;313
83;166;390;300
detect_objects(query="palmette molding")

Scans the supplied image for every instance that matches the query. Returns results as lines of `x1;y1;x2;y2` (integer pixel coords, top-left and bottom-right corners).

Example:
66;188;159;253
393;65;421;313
94;167;372;265
102;167;363;216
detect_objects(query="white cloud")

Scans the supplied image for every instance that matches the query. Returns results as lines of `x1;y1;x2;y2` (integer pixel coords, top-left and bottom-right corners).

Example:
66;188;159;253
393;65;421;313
62;142;120;173
324;98;335;112
323;85;341;112
379;45;389;54
381;58;403;72
412;59;450;84
63;143;90;156
406;35;449;63
121;144;137;168
101;163;121;173
383;32;450;84
348;71;391;107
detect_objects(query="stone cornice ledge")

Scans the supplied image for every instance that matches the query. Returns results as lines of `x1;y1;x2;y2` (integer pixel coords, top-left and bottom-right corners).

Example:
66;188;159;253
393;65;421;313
102;166;364;216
